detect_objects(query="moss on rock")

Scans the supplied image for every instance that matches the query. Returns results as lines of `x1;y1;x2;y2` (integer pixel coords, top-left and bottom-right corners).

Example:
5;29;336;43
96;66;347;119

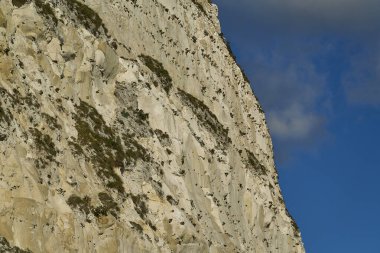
65;0;108;35
34;0;58;26
178;89;231;148
140;55;173;94
0;236;32;253
12;0;28;8
245;149;267;176
73;101;125;194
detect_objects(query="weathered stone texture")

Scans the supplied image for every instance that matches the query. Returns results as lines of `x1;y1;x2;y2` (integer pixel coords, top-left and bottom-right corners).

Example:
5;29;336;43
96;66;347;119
0;0;304;252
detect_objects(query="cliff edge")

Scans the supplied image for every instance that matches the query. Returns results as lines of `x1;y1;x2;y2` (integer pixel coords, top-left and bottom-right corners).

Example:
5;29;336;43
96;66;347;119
0;0;304;252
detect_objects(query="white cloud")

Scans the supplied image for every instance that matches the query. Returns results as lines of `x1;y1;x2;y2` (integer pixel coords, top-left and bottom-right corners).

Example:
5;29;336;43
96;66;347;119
214;0;379;161
268;104;325;141
245;44;328;145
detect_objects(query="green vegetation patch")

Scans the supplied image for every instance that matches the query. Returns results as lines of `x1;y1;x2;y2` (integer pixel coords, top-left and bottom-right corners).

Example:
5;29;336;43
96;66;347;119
67;193;120;220
11;89;40;109
140;55;173;93
166;195;179;206
130;194;149;219
0;236;32;253
12;0;28;8
191;0;207;16
73;101;125;194
0;102;13;126
129;221;143;234
154;129;171;147
30;128;57;162
245;149;267;176
65;0;108;36
34;0;58;26
72;101;151;194
69;101;151;194
122;108;149;126
93;192;120;218
41;113;61;130
67;195;92;215
178;89;231;148
121;133;151;167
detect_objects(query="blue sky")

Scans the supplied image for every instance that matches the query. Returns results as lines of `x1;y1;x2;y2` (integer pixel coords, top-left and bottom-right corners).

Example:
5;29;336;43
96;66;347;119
213;0;380;252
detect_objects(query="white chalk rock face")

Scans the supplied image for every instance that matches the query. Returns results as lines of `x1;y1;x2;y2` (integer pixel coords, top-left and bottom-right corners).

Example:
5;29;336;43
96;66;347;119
0;0;304;252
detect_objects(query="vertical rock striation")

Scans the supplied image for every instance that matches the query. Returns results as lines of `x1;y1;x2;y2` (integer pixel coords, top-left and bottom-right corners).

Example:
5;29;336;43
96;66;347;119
0;0;305;252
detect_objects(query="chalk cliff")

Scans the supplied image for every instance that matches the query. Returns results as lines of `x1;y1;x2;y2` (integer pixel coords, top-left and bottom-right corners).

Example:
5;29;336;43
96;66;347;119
0;0;304;252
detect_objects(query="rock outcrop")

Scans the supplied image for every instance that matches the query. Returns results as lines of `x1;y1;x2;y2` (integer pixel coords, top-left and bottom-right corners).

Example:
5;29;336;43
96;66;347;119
0;0;304;252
